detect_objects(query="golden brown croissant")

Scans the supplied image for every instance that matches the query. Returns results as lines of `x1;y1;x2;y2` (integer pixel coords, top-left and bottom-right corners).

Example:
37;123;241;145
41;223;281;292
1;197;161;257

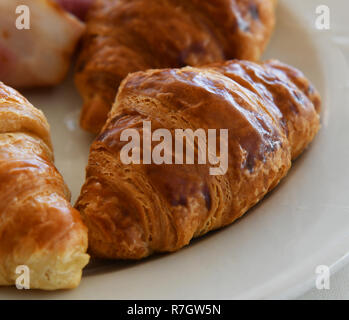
75;59;321;259
0;82;89;290
75;0;277;133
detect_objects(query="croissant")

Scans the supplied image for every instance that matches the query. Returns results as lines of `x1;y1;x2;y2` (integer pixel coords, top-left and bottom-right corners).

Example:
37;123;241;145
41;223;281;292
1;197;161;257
75;59;321;259
0;82;89;290
54;0;94;20
75;0;277;133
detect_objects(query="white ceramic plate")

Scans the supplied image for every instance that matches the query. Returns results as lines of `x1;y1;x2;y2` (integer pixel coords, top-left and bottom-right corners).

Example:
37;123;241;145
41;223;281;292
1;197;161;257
1;0;349;299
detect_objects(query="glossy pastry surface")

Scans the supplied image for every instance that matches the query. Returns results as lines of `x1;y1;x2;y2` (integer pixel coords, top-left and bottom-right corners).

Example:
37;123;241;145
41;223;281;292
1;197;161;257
76;0;277;133
76;59;321;259
0;82;89;290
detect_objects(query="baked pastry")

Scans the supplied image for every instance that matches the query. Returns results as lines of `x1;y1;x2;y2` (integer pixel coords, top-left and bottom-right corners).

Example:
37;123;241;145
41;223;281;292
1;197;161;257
54;0;94;20
0;0;84;88
75;0;278;133
75;59;321;259
0;82;89;290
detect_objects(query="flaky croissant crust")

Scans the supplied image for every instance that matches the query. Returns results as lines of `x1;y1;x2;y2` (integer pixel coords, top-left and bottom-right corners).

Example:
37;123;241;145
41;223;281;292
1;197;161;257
0;82;89;290
76;59;320;259
76;0;277;133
